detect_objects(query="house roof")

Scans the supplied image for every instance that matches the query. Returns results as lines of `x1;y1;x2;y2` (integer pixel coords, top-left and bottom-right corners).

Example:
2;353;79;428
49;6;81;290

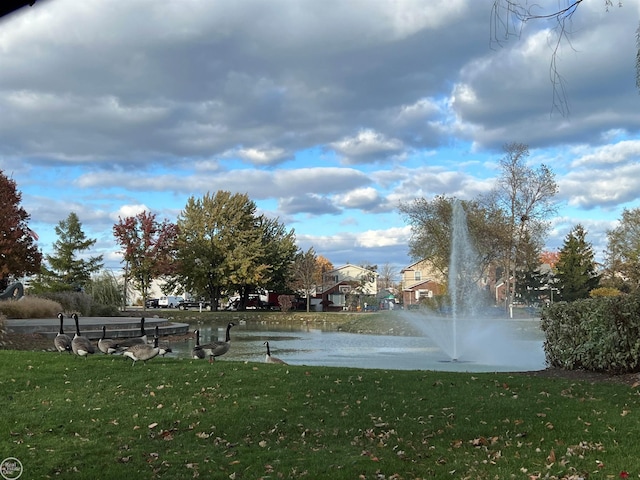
325;263;378;276
402;278;442;291
400;259;423;272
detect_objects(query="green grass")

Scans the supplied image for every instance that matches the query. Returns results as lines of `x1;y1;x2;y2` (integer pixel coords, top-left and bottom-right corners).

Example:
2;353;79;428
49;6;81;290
1;351;639;479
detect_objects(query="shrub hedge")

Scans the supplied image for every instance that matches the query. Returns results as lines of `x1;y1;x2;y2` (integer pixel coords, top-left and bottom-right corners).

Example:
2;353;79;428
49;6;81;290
541;293;640;373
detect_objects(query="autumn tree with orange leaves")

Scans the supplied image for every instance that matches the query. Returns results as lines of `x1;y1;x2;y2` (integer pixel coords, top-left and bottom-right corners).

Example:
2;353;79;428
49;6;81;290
0;170;41;291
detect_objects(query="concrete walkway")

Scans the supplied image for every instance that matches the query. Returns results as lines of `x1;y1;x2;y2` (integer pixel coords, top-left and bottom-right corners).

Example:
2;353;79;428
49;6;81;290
5;316;190;340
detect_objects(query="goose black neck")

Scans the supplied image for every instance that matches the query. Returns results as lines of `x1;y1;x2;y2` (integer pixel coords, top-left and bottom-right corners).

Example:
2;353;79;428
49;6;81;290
225;323;233;342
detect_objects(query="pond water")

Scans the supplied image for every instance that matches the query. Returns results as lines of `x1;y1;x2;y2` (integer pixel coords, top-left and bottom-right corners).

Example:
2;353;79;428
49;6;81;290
167;319;547;372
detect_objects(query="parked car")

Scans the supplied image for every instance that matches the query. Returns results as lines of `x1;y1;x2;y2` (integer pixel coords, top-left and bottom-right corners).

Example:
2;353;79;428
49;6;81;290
158;295;184;308
145;298;159;309
177;299;212;311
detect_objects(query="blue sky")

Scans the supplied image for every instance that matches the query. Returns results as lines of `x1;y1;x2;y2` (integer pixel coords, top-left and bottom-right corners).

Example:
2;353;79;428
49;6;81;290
1;0;640;276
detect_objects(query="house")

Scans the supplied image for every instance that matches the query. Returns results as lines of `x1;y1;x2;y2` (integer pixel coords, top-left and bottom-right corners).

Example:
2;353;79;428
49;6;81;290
400;259;446;307
317;264;378;311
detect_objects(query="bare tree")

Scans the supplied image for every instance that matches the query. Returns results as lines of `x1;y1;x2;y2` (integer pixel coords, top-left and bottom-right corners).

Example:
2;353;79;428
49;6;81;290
291;247;318;312
486;143;558;311
378;263;398;292
491;1;637;115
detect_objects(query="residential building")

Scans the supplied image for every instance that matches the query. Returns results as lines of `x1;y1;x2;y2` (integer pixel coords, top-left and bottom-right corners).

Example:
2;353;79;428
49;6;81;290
318;264;378;311
400;259;446;307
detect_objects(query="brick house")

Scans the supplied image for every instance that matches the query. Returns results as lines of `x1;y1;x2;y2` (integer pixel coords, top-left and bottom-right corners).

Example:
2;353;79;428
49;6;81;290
400;259;446;307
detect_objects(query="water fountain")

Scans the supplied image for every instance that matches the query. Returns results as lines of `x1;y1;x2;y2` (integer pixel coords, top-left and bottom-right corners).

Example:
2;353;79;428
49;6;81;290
167;200;544;371
400;200;545;370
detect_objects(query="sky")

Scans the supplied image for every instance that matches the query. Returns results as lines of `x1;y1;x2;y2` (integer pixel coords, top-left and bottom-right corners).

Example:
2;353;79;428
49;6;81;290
1;0;640;278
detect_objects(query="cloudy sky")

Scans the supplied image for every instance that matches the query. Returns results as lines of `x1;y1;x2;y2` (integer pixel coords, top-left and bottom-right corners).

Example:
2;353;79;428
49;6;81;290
1;0;639;277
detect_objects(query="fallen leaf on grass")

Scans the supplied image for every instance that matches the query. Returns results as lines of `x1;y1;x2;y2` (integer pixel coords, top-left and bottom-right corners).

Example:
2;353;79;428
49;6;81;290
547;449;556;464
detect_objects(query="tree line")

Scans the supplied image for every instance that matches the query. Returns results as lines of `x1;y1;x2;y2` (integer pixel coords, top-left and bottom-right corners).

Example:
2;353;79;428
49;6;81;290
2;160;640;311
0;174;333;311
399;143;639;308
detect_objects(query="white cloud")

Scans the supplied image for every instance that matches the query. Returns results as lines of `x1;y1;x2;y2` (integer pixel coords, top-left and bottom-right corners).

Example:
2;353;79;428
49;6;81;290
335;187;381;210
331;130;404;164
571;140;640;167
3;0;640;272
357;226;412;248
114;204;149;220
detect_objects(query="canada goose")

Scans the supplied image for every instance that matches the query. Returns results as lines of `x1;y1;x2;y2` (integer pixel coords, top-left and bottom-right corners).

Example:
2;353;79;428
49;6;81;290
98;325;119;354
200;322;235;363
53;312;72;353
154;325;172;357
191;329;205;360
264;341;287;365
116;317;148;348
122;335;162;365
71;313;95;358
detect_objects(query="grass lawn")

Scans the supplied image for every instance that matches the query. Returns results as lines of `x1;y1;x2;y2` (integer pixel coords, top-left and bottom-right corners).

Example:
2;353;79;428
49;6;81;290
1;350;640;479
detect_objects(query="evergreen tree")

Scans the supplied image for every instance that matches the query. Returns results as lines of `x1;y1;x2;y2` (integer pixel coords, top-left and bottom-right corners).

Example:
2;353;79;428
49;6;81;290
34;212;103;292
555;224;600;302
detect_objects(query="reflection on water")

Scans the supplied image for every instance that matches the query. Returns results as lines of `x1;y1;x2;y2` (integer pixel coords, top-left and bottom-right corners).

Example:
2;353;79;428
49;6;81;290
166;320;546;372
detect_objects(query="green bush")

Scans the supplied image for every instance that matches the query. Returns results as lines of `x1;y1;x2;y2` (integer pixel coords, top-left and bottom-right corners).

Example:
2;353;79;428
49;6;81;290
87;271;123;308
541;294;640;373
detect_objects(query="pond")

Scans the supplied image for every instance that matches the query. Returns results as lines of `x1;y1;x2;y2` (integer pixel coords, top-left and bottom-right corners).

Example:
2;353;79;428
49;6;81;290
166;319;547;372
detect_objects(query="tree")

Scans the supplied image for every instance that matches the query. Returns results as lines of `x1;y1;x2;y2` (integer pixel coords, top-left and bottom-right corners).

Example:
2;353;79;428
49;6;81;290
255;215;297;295
175;191;272;310
113;211;178;309
491;1;639;115
487;143;558;310
292;247;318;312
604;207;640;292
555;224;600;302
0;170;41;291
399;194;511;282
315;255;334;286
540;250;560;269
514;238;550;306
378;263;398;291
35;212;103;292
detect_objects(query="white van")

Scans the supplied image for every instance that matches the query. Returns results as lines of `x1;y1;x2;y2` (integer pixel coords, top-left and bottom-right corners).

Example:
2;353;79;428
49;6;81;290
158;295;184;308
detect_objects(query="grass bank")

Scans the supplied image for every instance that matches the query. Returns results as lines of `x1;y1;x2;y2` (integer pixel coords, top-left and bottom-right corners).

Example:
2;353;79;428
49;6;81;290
144;309;430;336
1;351;639;478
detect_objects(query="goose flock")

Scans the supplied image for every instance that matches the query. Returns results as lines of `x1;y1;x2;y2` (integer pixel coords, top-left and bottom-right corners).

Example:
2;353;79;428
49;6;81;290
54;314;165;365
54;315;288;365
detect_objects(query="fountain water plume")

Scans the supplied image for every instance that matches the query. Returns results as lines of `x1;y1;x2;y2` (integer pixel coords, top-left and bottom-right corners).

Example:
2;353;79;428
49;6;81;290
399;199;545;371
447;200;483;359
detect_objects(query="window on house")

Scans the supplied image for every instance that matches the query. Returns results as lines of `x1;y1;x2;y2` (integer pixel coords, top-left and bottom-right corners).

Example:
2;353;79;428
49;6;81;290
414;271;421;281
